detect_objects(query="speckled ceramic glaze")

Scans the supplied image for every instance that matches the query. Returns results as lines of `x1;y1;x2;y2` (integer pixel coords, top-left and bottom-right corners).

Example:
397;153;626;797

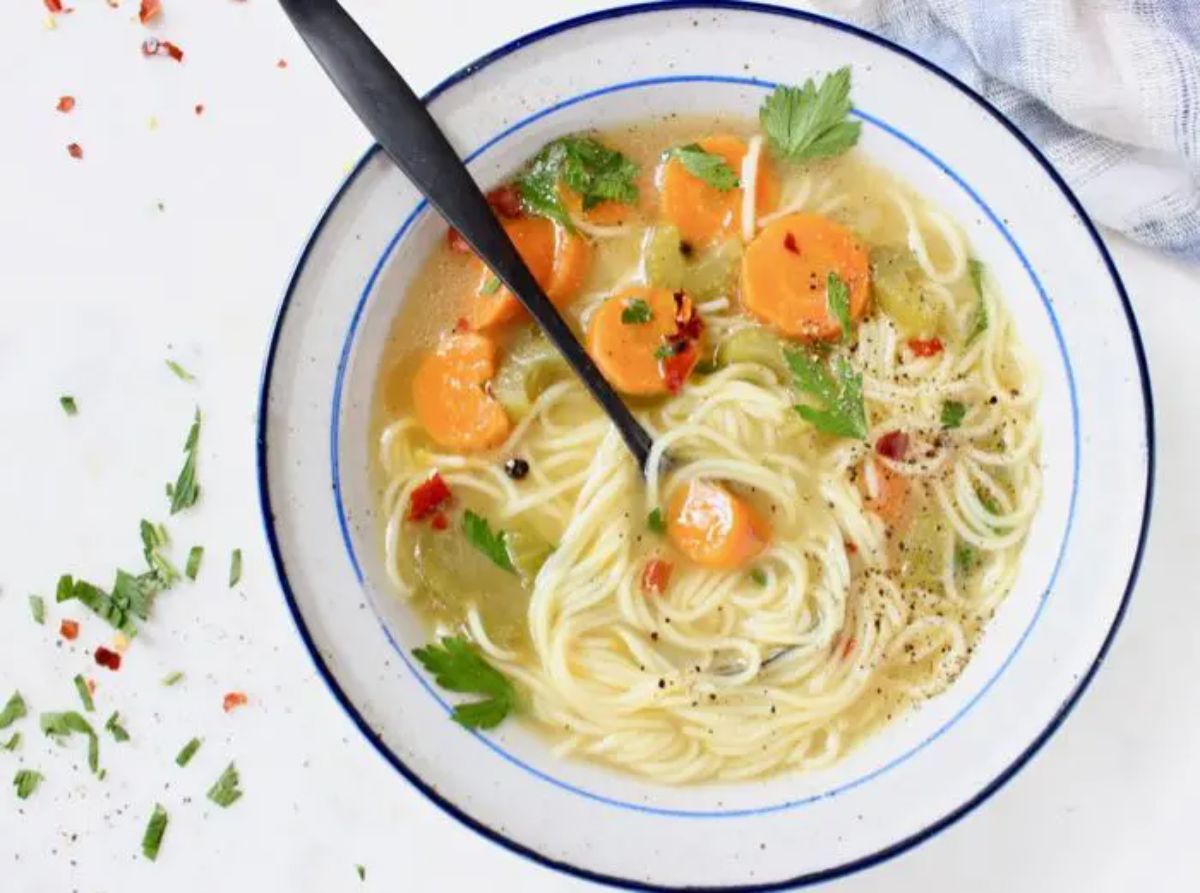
257;4;1152;889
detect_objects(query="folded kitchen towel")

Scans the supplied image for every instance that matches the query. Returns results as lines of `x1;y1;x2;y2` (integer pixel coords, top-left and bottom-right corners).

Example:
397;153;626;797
811;0;1200;260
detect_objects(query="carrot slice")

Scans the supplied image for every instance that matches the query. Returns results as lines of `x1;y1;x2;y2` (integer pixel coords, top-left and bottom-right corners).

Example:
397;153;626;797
467;217;591;329
666;480;769;570
859;460;911;530
560;184;636;227
660;134;778;247
412;332;511;451
741;212;870;340
586;286;680;395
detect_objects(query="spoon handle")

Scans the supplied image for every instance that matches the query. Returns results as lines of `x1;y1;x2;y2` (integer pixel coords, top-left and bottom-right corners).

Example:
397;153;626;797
278;0;654;470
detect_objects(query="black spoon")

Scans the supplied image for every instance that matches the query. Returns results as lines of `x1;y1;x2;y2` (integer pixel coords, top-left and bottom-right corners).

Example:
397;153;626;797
278;0;655;471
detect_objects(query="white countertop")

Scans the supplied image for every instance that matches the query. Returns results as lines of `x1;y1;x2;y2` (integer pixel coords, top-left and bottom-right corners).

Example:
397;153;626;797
2;1;1197;890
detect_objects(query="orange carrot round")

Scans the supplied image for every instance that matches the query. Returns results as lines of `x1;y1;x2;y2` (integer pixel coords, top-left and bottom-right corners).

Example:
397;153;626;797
660;134;778;248
585;286;680;395
666;480;769;569
467;217;591;329
741;212;870;340
412;332;511;451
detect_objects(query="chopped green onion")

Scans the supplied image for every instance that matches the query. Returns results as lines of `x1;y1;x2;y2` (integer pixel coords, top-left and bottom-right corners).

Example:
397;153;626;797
228;549;242;587
207;762;243;807
185;546;203;581
162;671;184;687
29;595;45;625
2;732;21;751
13;769;43;800
0;692;27;729
175;737;201;767
59;396;78;416
165;359;195;382
141;804;168;861
73;675;94;713
104;712;130;743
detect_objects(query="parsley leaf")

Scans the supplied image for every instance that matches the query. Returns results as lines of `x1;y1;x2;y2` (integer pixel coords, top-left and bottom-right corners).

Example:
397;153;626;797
175;737;201;767
413;637;516;730
967;258;988;344
73;675;94;713
207;762;243;807
621;298;653;325
783;348;868;439
142;804;168;861
168;409;201;514
668;143;739;191
941;400;967;429
29;595;45;625
59;395;78;416
0;692;27;729
462;511;516;573
13;769;43;800
185;546;203;581
826;272;852;342
516;136;639;225
228;548;242;587
104;712;130;743
647;508;666;534
165;359;195;382
749;568;768;587
40;711;100;775
760;68;861;163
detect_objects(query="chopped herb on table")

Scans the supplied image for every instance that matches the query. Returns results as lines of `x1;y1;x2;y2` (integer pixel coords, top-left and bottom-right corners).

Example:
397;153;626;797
162;671;184;687
168;409;201;514
73;675;94;712
28;595;45;625
228;548;242;587
141;804;168;861
104;712;130;743
185;545;203;581
175;737;201;767
13;769;43;800
413;636;516;730
3;732;21;751
165;359;195;382
59;396;78;416
40;711;100;775
0;692;27;729
207;762;243;807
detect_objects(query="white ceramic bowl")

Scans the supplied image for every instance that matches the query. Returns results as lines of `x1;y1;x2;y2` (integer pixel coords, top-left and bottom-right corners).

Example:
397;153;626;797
257;4;1153;889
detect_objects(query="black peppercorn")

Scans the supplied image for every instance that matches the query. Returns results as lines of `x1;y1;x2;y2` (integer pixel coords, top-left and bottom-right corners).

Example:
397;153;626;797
504;457;530;480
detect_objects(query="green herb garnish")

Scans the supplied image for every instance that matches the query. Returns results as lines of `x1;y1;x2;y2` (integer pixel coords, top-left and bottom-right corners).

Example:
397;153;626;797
480;275;502;295
413;636;516;730
3;732;21;751
668;143;739;191
783;348;868;439
162;671;184;687
207;762;243;807
653;342;675;360
185;546;203;581
13;769;43;800
462;511;515;573
620;298;653;325
356;865;366;882
40;711;99;775
168;409;201;514
954;542;976;575
228;549;242;587
59;395;78;416
141;520;179;588
516;136;639;227
826;271;852;342
142;804;168;861
29;595;45;625
56;576;134;637
165;359;195;382
749;568;768;587
967;258;988;344
760;67;861;164
0;692;28;729
73;675;94;713
941;400;967;429
104;712;130;743
647;508;666;534
175;737;201;767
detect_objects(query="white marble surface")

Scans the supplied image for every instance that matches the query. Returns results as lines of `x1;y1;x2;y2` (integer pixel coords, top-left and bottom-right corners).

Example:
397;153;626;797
1;1;1195;890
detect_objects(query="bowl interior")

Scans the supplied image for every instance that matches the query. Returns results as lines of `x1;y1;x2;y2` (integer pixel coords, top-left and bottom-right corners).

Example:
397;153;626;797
260;6;1150;889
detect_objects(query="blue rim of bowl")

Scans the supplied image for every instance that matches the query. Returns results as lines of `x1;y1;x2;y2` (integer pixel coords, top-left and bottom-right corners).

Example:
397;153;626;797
256;2;1155;890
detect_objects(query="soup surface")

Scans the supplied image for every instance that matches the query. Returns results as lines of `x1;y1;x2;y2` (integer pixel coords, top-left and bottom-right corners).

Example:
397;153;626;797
373;71;1041;783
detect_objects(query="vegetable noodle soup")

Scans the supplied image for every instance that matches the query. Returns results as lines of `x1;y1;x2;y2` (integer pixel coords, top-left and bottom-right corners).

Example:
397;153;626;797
373;69;1041;783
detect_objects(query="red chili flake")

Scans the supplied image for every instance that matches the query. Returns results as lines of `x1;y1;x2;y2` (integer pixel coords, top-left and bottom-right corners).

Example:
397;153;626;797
447;227;470;254
841;637;856;659
453;317;470;333
194;103;205;115
486;184;523;219
661;341;698;395
907;337;943;358
56;95;75;113
222;691;248;712
94;647;122;671
138;0;161;24
276;58;288;69
142;38;183;61
672;291;705;341
431;512;449;531
845;540;858;554
875;430;909;461
641;559;673;594
162;40;183;61
60;619;79;640
783;232;800;254
44;0;63;11
408;472;452;522
66;142;83;160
